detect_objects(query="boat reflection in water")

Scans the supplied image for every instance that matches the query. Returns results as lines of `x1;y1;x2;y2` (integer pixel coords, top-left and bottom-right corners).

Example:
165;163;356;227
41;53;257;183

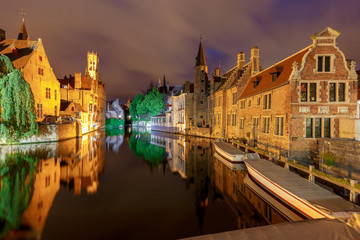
147;131;302;229
0;131;106;239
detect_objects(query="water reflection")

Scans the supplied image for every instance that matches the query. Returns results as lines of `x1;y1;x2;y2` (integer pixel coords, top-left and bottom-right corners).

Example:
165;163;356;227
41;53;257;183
0;131;105;239
0;129;305;239
134;131;297;232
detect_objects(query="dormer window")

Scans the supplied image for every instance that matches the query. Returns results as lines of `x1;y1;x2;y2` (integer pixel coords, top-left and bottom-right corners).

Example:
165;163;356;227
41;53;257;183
39;56;42;62
253;76;261;89
271;66;283;82
317;55;331;72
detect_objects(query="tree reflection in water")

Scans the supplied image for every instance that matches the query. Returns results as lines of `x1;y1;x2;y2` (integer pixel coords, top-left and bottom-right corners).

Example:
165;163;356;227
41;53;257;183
0;152;38;237
129;133;165;167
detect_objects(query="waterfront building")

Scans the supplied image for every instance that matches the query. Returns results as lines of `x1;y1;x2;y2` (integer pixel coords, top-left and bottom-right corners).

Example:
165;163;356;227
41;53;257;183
106;99;125;120
58;52;106;132
208;48;256;138
0;17;60;122
237;27;358;161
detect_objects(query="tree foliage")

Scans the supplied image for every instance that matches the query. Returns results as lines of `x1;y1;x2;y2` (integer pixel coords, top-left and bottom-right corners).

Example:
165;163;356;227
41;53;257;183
0;55;38;141
130;88;165;121
105;118;124;128
129;94;144;121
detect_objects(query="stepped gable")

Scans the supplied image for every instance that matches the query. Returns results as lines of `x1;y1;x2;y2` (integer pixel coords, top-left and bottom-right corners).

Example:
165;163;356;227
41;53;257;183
0;38;38;69
240;46;311;99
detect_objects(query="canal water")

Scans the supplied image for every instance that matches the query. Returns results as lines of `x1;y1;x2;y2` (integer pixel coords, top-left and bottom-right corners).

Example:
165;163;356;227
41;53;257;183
1;128;301;239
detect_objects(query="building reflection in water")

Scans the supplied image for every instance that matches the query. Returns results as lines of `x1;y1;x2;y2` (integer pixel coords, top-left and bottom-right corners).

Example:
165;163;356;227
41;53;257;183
0;131;106;239
149;131;304;232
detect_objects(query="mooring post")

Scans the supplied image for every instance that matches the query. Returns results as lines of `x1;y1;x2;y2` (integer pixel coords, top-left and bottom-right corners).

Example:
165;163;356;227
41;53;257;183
350;179;358;203
308;165;315;182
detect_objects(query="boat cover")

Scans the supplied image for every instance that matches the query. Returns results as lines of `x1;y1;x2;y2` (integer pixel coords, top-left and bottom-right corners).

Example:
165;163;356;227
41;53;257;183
245;159;360;213
182;218;360;240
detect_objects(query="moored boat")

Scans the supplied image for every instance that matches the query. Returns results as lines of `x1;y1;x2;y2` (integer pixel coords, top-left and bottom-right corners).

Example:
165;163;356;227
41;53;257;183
213;139;259;162
213;152;246;171
244;158;360;220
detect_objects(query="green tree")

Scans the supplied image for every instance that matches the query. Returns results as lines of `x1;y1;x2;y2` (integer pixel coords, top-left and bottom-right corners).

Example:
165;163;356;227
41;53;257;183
144;88;165;117
129;94;144;121
0;55;38;141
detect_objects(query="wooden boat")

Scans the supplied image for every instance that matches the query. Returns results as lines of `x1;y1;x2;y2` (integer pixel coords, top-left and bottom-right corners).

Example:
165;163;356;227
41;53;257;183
243;174;304;221
244;158;360;220
213;139;259;162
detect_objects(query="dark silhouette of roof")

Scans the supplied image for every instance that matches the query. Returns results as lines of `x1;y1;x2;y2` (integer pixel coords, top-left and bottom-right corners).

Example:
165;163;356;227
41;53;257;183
195;40;207;67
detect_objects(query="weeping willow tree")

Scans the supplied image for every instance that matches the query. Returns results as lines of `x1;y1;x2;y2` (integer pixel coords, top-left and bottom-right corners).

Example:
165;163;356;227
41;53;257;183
0;55;38;141
0;152;38;237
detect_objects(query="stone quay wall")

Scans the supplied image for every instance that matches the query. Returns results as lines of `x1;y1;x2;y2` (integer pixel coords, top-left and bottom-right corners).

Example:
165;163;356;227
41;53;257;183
317;138;360;179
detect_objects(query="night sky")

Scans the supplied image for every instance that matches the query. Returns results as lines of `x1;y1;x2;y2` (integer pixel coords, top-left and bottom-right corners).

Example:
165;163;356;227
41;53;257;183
2;0;360;102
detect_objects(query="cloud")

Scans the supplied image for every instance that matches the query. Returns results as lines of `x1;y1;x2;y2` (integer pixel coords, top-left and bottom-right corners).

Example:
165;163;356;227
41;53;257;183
1;0;360;101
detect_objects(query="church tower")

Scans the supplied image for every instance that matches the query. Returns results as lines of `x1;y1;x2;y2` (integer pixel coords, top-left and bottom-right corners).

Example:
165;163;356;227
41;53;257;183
17;9;28;40
87;51;99;81
193;38;208;127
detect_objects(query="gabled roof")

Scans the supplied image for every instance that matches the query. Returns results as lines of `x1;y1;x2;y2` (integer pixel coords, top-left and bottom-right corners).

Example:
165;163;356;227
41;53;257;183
240;46;311;99
0;38;38;69
73;102;86;112
60;100;71;111
195;40;206;67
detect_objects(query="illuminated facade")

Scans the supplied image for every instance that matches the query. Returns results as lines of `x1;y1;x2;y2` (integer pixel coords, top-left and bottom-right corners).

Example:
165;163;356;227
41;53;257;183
58;52;106;133
0;18;60;122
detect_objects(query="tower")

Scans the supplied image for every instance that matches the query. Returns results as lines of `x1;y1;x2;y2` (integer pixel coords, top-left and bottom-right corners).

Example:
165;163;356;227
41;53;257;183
193;38;208;127
17;9;28;40
87;51;99;81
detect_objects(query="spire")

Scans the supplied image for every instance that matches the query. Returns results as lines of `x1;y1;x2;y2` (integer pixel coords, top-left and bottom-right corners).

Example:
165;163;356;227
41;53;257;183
195;37;207;67
17;9;28;40
163;74;166;87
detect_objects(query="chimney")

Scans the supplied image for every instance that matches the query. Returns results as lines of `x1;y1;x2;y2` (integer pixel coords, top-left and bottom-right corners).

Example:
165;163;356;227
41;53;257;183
0;29;5;41
215;67;221;76
185;81;190;93
75;72;81;89
251;46;260;76
237;51;245;69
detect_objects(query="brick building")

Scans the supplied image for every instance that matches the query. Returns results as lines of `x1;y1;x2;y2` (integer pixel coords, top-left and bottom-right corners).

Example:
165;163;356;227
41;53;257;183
208;47;258;138
0;17;60;121
237;27;358;161
58;52;106;132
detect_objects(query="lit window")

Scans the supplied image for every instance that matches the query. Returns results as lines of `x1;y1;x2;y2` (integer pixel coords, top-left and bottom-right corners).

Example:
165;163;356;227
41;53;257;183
306;118;331;138
54;106;57;116
300;83;317;102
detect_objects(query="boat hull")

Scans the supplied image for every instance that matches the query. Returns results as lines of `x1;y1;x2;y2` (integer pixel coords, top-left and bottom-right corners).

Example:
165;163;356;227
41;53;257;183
213;141;244;162
244;161;333;219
